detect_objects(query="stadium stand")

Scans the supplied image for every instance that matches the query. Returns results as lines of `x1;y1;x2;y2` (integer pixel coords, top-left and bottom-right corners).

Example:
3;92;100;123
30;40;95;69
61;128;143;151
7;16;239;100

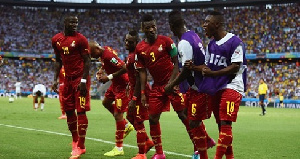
0;2;299;100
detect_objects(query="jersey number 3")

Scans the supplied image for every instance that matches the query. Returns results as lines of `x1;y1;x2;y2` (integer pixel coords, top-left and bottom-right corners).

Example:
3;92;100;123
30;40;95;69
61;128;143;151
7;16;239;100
150;52;155;62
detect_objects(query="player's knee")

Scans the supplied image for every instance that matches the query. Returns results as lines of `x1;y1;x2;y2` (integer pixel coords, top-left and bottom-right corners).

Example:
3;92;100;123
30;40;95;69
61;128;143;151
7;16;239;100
149;114;160;125
113;112;124;121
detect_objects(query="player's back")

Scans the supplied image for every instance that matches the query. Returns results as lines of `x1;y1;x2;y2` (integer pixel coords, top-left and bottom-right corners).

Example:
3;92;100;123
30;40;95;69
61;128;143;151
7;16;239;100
101;46;129;85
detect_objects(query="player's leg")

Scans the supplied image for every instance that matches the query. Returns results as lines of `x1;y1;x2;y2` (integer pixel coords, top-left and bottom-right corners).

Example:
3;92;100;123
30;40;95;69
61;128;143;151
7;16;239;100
170;92;196;150
62;81;79;158
33;95;38;110
70;78;91;159
259;95;266;115
58;86;67;119
214;89;242;159
104;88;129;157
40;96;45;111
187;90;215;159
129;101;153;159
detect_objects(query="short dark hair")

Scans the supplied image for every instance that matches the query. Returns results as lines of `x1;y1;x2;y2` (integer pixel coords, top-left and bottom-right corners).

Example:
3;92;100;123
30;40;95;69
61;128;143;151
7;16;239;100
209;11;225;25
168;10;185;27
128;30;139;37
64;14;78;22
141;14;154;23
128;30;140;42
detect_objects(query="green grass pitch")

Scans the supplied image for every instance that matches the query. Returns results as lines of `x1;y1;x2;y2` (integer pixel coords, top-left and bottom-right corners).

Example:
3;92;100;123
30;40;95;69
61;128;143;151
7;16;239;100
0;97;299;159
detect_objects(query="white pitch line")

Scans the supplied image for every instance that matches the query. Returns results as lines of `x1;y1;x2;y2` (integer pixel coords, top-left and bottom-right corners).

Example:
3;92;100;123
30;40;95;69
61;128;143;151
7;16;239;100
0;123;191;158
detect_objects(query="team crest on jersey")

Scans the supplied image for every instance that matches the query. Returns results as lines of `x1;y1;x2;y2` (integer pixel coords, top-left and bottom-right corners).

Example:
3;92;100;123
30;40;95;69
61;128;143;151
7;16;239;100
158;44;163;52
71;41;76;47
110;57;118;65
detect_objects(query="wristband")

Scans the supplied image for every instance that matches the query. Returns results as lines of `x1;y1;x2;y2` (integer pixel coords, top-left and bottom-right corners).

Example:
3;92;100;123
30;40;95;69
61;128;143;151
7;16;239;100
132;96;137;101
81;79;87;83
141;90;145;94
107;74;113;80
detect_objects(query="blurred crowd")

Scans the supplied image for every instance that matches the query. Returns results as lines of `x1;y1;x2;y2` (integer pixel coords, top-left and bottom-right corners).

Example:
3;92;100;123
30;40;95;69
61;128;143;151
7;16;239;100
0;59;101;97
1;59;299;99
0;3;299;60
0;3;299;100
246;61;300;100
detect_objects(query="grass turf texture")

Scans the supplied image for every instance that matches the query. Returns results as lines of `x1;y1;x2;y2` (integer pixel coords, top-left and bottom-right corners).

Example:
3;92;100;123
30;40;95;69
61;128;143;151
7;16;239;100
0;97;299;159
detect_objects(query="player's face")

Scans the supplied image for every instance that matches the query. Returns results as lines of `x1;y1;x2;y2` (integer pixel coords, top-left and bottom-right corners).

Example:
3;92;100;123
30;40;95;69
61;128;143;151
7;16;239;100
260;79;264;84
169;23;179;37
65;16;78;33
142;20;157;43
124;34;137;52
203;15;216;38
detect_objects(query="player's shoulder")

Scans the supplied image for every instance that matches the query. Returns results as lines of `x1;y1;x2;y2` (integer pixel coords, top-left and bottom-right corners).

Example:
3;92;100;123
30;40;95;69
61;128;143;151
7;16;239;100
157;35;173;42
135;40;146;52
52;32;63;41
75;32;88;40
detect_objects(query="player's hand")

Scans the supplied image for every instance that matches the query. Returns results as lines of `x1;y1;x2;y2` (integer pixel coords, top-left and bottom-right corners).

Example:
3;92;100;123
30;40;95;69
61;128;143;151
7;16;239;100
202;66;214;76
128;100;136;113
99;75;109;84
184;60;194;70
164;83;174;94
78;82;87;97
51;82;59;93
141;94;148;108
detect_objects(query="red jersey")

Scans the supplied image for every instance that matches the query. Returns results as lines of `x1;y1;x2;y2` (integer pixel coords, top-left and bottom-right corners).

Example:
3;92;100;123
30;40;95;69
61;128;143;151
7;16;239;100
59;66;65;84
52;32;90;77
135;35;175;85
100;46;129;85
126;51;137;87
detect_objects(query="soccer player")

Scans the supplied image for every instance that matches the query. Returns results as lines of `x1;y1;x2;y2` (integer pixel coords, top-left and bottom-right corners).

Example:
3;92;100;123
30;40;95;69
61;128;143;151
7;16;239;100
125;30;154;159
32;84;46;111
51;15;91;159
135;14;191;159
258;78;268;115
15;80;21;99
89;40;134;157
279;93;284;108
58;66;67;119
200;11;247;159
165;10;215;159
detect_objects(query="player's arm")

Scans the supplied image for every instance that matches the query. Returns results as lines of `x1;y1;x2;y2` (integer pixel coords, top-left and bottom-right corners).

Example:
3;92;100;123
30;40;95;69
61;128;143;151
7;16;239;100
52;45;62;93
138;68;147;107
135;51;148;107
165;40;192;93
79;38;91;97
128;70;141;112
111;64;127;78
169;43;179;83
82;53;91;80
